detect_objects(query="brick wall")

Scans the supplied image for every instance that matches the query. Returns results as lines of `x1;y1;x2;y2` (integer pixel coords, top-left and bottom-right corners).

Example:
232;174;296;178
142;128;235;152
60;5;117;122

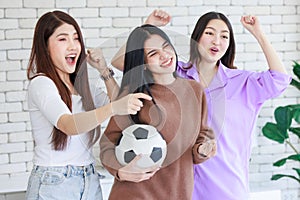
0;0;299;199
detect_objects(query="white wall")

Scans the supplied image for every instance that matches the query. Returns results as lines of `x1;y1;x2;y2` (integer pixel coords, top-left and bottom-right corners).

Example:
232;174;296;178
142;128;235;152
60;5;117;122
0;0;299;199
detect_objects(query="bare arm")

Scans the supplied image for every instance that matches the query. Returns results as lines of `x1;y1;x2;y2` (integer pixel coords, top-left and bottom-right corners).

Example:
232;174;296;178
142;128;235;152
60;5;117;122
111;9;171;71
241;15;287;74
111;44;126;71
57;93;152;135
87;48;119;100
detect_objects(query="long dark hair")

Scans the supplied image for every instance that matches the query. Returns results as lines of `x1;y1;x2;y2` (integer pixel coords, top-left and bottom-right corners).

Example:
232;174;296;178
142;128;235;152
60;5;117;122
188;11;236;69
119;24;178;123
27;11;100;150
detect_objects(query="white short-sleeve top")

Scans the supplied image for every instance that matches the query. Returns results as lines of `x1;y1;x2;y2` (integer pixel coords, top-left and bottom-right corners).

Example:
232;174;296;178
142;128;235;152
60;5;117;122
27;76;110;166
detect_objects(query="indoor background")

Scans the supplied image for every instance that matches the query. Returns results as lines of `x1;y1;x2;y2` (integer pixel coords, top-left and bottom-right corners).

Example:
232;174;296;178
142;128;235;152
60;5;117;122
0;0;299;199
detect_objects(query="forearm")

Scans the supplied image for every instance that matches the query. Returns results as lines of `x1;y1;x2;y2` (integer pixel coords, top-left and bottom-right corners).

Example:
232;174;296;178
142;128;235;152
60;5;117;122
103;76;119;101
111;9;170;71
87;47;120;99
99;67;120;101
255;32;287;74
110;14;153;70
111;44;126;71
57;103;113;135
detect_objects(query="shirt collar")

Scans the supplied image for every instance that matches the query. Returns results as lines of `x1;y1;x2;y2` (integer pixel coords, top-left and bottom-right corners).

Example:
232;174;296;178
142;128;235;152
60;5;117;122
186;64;200;82
208;61;243;91
182;61;243;90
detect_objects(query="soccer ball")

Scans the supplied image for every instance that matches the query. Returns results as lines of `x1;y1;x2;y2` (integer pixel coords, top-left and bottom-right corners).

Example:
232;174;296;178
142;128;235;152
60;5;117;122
115;124;167;169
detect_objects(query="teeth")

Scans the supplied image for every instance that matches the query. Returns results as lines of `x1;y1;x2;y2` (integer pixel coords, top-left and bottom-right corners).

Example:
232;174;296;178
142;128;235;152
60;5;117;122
66;54;76;58
164;59;171;65
65;54;76;63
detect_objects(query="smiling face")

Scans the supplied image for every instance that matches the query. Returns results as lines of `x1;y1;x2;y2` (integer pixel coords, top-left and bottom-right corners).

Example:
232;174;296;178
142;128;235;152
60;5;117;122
198;19;230;64
144;34;176;84
47;23;81;80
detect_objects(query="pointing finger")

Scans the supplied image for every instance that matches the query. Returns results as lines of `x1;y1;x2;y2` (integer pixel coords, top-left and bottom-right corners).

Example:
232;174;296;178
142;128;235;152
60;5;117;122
133;93;152;101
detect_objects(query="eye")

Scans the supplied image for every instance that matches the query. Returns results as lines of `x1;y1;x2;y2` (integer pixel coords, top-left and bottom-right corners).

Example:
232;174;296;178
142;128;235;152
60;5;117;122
146;48;157;58
74;34;79;41
148;51;157;57
58;38;66;41
222;35;229;39
204;31;213;35
162;42;173;53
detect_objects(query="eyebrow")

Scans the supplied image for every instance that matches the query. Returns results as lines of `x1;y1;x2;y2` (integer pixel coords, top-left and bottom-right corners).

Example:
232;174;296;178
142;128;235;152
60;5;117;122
205;26;229;33
146;40;169;56
162;40;169;47
55;32;78;38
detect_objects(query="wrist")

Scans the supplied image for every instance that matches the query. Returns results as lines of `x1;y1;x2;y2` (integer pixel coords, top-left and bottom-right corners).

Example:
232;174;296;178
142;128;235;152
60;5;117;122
99;67;109;75
100;68;115;81
110;102;115;115
116;170;123;181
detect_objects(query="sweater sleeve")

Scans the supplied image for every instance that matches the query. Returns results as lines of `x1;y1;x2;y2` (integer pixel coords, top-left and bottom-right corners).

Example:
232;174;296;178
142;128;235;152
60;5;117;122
192;85;216;164
100;116;131;178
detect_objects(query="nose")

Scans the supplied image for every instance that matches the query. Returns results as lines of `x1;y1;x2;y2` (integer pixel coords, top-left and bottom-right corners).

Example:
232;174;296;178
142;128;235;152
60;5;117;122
212;35;220;45
159;49;171;60
68;39;76;50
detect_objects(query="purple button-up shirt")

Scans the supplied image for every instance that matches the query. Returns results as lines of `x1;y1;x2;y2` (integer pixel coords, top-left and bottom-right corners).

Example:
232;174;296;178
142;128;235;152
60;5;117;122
177;61;291;200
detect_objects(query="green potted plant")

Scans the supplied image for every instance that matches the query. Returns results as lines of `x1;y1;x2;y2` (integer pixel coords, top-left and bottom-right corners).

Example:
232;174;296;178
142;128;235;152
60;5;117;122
262;61;300;183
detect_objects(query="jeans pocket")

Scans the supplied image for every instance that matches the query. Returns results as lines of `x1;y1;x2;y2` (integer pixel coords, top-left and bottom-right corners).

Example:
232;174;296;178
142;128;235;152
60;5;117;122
41;171;65;185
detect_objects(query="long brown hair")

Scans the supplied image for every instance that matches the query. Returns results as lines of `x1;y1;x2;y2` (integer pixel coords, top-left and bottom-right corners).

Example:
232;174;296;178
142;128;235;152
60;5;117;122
27;11;100;150
187;11;236;69
120;25;176;124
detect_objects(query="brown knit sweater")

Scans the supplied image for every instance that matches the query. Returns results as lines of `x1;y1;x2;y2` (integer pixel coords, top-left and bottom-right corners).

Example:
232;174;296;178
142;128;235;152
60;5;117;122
100;78;215;200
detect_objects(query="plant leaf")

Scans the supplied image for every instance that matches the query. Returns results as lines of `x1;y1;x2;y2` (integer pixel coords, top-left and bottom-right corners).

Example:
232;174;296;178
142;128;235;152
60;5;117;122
262;122;287;143
289;127;300;138
288;104;300;109
273;155;300;167
292;168;300;178
274;106;292;132
293;108;300;123
273;158;287;166
290;79;300;90
271;174;300;183
293;61;300;80
287;154;300;162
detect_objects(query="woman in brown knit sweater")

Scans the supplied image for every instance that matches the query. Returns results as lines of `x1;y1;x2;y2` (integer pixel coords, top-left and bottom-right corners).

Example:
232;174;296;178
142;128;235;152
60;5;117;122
100;24;216;200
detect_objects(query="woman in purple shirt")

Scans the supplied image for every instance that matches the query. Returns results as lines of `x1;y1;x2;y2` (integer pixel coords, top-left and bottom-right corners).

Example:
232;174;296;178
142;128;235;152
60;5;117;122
111;10;291;200
177;12;291;200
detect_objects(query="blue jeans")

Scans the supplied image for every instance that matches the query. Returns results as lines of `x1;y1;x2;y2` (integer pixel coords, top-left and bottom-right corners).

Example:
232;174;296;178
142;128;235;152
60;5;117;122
25;164;103;200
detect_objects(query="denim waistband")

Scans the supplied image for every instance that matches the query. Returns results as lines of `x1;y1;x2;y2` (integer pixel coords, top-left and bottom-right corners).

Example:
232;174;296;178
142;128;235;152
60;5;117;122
33;164;95;178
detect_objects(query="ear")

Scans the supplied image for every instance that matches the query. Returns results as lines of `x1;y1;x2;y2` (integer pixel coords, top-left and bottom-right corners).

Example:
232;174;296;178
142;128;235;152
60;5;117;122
144;64;148;70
